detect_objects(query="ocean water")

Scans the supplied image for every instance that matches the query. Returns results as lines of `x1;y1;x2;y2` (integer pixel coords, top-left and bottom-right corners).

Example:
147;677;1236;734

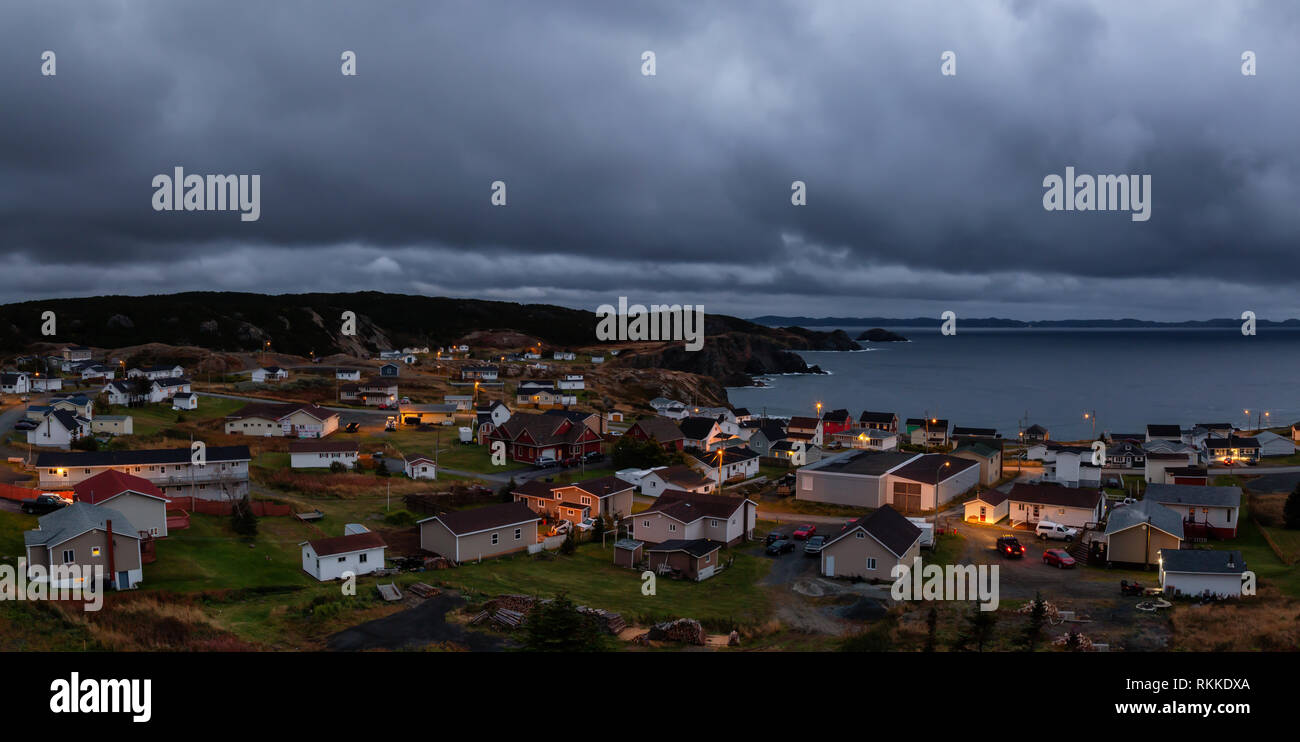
727;327;1300;441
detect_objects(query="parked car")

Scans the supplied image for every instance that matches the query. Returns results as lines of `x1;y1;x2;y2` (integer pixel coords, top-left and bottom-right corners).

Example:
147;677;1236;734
534;455;558;468
576;517;597;532
13;419;37;431
1035;520;1078;541
792;524;817;540
764;530;786;545
1042;548;1076;568
765;538;796;556
21;494;70;515
399;397;411;404
583;451;603;463
803;535;826;556
996;535;1025;558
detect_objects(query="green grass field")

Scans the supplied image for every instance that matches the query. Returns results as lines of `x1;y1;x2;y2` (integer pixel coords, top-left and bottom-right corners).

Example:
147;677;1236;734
144;513;314;592
102;396;246;437
433;541;773;631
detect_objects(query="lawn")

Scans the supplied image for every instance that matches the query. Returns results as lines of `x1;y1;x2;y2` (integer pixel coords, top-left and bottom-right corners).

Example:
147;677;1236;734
1232;505;1300;596
102;396;246;437
0;509;38;561
144;513;316;592
433;541;774;631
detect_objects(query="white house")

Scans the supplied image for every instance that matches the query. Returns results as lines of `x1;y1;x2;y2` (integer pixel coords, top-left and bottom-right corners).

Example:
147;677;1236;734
30;376;63;392
251;366;288;383
90;415;134;437
686;446;760;484
1003;483;1105;528
102;381;134;406
1;372;31;394
79;364;115;381
301;532;387;581
552;351;576;361
148;378;192;403
1159;549;1248;598
335;368;362;381
557;374;585;390
638;465;715;497
1042;450;1101;488
27;410;91;448
404;455;437;480
171;392;198;410
289;440;360;469
1254;430;1296;458
128;364;185;381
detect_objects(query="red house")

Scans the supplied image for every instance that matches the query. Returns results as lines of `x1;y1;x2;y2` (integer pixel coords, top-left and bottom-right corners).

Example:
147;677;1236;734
820;409;853;439
488;412;603;465
624;417;685;451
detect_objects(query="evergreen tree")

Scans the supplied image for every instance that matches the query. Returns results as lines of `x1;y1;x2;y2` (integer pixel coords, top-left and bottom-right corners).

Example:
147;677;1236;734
923;607;938;653
497;477;517;503
522;594;608;652
1022;592;1047;652
952;601;998;652
231;496;259;538
1284;483;1300;529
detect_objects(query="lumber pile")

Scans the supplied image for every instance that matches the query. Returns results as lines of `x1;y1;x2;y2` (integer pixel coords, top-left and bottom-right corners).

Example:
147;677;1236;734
409;582;441;599
646;618;706;645
577;606;626;635
492;608;527;630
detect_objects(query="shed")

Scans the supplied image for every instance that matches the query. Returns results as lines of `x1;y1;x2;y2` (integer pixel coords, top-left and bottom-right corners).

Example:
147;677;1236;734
1159;549;1247;598
613;538;644;569
646;538;723;581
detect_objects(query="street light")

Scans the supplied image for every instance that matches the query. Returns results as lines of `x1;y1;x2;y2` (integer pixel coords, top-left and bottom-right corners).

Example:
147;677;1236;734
1083;410;1096;439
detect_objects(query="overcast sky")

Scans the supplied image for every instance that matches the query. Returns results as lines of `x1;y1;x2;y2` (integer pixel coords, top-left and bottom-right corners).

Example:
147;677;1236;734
2;1;1298;320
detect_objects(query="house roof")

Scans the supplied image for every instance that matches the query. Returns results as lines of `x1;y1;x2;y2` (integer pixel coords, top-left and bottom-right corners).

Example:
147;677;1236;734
307;531;387;557
824;504;921;557
35;446;252;468
645;538;722;558
821;409;852;424
1006;483;1104;510
25;503;140;547
1159;549;1246;575
648;465;714;490
952;426;999;437
787;416;820;429
72;470;168;504
1204;436;1260;450
685;446;758;467
288;440;359;454
806;450;917;476
677;416;720;440
227;402;337;423
1146;424;1182;437
971;489;1010;507
1025;424;1048;434
890;454;979;485
859;410;897;424
628;416;684;443
639;490;751;523
905;418;949;429
514;475;634;500
1104;500;1184;540
613;538;644;550
1144;484;1242;509
953;441;1000;459
421;501;539;535
490;412;597;447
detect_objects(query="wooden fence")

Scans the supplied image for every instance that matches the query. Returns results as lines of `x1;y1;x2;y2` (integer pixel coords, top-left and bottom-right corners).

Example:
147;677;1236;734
166;496;292;517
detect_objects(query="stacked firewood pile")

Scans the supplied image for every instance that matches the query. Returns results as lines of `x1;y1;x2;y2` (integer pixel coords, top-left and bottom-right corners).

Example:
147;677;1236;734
408;583;441;599
644;618;706;645
576;606;626;635
487;594;536;613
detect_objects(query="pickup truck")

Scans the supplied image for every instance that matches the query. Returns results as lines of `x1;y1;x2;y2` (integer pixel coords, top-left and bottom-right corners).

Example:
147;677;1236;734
22;494;71;515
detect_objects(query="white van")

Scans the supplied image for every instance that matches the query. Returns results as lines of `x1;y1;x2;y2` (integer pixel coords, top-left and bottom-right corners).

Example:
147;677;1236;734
1035;520;1078;541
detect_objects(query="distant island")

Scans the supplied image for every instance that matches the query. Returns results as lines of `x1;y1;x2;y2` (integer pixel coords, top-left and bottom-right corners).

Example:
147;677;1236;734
754;316;1300;329
856;328;908;342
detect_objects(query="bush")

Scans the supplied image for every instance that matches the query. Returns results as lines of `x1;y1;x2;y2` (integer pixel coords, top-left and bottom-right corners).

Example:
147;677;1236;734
329;461;348;473
71;436;99;452
1284;484;1300;530
383;510;416;526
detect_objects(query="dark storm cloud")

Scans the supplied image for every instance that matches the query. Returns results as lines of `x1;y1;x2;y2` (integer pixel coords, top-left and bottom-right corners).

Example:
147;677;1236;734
1;0;1298;319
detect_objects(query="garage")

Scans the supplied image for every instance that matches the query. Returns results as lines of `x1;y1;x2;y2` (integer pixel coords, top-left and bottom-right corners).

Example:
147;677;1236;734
1159;549;1247;598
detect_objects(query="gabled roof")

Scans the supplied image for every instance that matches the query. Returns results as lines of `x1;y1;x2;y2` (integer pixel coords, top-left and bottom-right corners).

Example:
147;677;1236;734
72;470;168;504
307;531;387;557
805;450;916;476
890;454;979;485
905;418;948;429
25;503;140;547
1025;424;1048;434
685;446;758;467
638;490;752;524
821;409;852;424
288;440;359;454
1159;549;1246;575
677;416;720;440
824;504;921;557
645;538;722;558
1146;424;1182;437
1105;499;1184;540
1006;483;1104;510
953;441;1000;459
859;410;897;424
752;420;787;441
419;501;539;535
787;416;820;430
647;465;714;490
227;402;337;423
1203;436;1260;450
514;475;634;501
628;416;684;443
490;412;597;447
952;426;999;438
1144;484;1242;509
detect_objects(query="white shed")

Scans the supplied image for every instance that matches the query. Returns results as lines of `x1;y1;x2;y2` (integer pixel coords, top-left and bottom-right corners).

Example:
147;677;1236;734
404;455;437;480
301;532;387;581
1159;549;1247;598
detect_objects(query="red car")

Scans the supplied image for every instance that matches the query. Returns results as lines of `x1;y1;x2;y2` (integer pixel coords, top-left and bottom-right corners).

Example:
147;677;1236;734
792;524;817;540
1042;548;1076;568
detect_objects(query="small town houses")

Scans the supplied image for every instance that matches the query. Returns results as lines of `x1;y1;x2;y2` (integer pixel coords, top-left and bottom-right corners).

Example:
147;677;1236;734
301;531;387;581
626;490;757;546
340;378;399;406
24;502;145;589
796;450;978;512
819;505;922;580
486;412;603;465
403;455;437;480
127;364;185;381
646;539;724;581
1102;499;1183;568
289;440;360;469
685;445;760;484
419;501;540;563
1;371;32;394
966;483;1106;529
624;416;686;451
1159;549;1249;598
513;475;635;524
1144;483;1242;539
224;402;340;438
251;366;288;383
1202;436;1261;465
858;410;899;433
639;465;716;498
27;409;91;448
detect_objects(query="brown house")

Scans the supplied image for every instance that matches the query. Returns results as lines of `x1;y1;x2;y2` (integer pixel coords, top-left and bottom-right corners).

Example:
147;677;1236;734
624;416;685;451
418;502;541;563
628;490;756;546
646;539;724;581
24;502;144;589
819;505;922;581
512;475;635;524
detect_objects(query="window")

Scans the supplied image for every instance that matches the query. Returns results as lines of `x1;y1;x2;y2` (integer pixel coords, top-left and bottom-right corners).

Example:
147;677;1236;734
91;547;101;557
62;549;75;563
855;531;865;539
338;557;346;563
491;533;499;545
359;553;368;563
668;524;677;532
642;520;650;528
710;519;719;527
514;528;522;540
866;558;877;570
